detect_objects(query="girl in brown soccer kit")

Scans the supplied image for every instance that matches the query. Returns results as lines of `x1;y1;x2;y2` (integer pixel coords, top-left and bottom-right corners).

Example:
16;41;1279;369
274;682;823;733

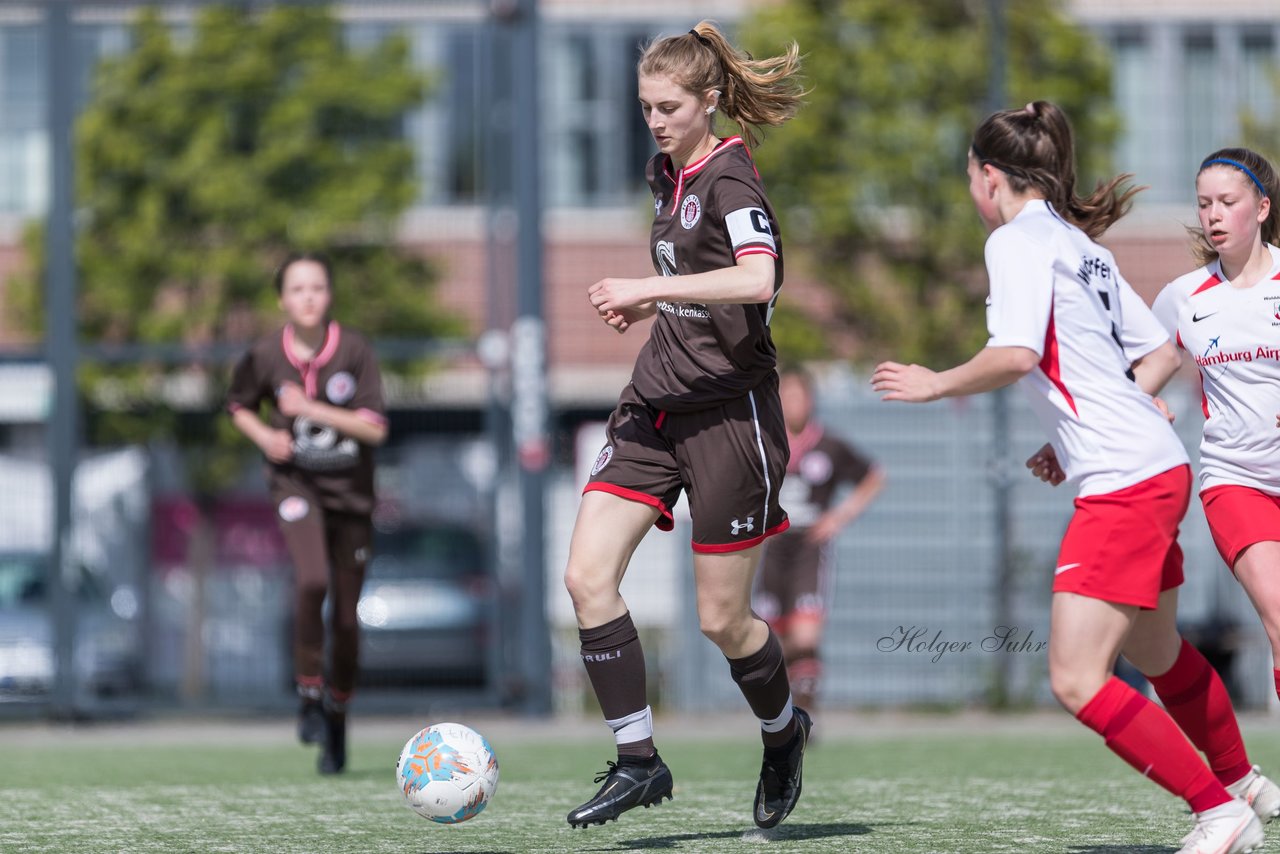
564;22;808;831
227;252;387;775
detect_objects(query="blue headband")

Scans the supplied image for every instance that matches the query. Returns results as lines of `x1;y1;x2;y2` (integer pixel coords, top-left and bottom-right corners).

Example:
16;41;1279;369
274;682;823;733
1201;158;1268;197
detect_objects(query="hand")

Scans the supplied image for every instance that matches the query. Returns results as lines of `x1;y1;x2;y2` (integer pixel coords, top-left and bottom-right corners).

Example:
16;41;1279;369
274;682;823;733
262;429;295;464
1026;443;1065;486
602;305;653;334
1153;396;1175;424
276;381;310;418
870;361;942;402
589;277;652;314
805;513;844;544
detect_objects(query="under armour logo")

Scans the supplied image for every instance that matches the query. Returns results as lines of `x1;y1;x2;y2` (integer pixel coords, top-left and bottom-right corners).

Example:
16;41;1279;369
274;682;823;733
730;517;755;536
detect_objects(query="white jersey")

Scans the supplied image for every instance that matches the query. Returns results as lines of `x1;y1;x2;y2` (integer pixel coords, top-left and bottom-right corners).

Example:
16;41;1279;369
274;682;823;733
1151;243;1280;494
985;200;1188;497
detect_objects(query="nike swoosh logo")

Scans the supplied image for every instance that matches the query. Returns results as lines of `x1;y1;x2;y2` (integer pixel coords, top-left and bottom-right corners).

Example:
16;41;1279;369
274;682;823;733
1192;311;1218;322
1055;562;1082;576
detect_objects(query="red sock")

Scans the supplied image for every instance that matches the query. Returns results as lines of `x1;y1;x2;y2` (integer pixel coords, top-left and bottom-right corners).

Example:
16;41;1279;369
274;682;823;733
1146;639;1252;786
1273;669;1280;704
1076;677;1231;813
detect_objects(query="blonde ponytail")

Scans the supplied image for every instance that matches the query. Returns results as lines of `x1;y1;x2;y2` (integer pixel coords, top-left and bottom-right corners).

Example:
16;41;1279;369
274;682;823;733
639;20;804;148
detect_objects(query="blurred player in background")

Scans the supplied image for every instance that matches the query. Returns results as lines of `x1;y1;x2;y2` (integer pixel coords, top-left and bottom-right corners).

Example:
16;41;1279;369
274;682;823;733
873;102;1275;854
753;366;884;711
227;252;387;775
563;20;808;832
1153;150;1280;728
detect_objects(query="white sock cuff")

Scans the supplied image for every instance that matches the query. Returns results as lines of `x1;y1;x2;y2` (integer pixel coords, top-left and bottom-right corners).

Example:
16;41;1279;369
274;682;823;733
760;696;794;733
606;705;654;745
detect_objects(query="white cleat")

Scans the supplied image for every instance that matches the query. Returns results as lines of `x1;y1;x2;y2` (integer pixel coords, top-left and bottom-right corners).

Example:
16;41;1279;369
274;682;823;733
1178;798;1265;854
1226;766;1280;824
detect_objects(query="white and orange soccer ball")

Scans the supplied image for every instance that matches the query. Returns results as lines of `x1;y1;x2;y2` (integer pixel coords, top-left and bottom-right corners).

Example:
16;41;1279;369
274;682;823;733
395;722;499;824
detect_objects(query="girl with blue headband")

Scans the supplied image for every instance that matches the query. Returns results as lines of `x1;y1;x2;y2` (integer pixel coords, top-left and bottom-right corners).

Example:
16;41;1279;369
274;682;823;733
1153;150;1280;810
874;103;1272;854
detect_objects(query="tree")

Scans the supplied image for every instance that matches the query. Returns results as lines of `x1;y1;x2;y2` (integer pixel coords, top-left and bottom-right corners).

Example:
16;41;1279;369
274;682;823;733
1241;92;1280;172
12;2;463;473
741;0;1120;366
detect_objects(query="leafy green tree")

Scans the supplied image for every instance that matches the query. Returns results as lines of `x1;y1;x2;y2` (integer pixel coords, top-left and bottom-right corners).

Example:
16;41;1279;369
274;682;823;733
12;3;462;482
1241;97;1280;174
742;0;1120;366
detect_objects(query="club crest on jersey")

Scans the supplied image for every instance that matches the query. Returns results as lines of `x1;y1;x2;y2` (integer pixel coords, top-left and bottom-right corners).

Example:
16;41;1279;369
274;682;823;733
680;194;702;229
278;496;310;522
799;450;834;485
591;445;614;476
326;371;356;404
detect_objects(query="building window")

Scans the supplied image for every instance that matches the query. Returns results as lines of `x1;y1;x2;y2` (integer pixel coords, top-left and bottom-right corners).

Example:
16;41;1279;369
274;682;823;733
1111;30;1162;199
0;20;129;218
1180;30;1219;186
543;24;659;208
0;24;45;215
1103;22;1280;205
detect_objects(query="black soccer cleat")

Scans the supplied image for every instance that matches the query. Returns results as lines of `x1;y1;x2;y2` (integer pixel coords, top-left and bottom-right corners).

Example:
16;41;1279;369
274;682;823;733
566;754;674;828
753;706;812;829
298;698;326;745
318;709;346;775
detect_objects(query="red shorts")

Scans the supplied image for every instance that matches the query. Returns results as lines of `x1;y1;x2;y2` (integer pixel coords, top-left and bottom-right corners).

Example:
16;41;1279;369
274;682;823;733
1052;465;1191;609
1200;484;1280;569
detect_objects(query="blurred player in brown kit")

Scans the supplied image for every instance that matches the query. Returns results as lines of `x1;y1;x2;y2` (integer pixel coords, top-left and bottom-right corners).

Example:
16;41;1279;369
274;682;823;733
754;367;884;711
227;252;387;775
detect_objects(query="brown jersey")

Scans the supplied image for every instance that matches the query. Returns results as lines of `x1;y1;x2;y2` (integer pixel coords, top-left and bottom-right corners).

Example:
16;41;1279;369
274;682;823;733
226;321;385;515
778;422;874;529
631;137;784;413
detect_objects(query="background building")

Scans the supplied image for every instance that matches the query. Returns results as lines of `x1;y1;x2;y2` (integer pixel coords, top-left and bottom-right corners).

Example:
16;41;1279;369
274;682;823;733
0;0;1276;715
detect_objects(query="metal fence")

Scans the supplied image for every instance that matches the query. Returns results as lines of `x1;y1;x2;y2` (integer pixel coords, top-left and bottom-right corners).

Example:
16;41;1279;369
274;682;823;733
2;0;1276;723
2;365;1271;718
547;367;1275;715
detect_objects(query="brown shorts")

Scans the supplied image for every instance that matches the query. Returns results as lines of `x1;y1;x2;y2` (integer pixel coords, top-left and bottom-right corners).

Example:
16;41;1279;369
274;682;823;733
754;529;833;630
585;374;790;553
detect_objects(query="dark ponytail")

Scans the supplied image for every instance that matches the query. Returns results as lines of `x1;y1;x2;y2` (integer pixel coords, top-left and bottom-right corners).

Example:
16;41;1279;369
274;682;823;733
971;100;1141;239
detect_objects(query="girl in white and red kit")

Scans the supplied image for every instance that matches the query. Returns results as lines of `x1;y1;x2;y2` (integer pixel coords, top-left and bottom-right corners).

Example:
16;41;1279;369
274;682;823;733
873;103;1277;854
1154;148;1280;720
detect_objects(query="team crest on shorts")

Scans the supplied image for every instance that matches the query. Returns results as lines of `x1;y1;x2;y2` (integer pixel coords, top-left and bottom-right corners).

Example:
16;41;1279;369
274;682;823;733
591;445;614;476
326;371;356;404
680;194;702;229
278;496;310;522
654;195;663;217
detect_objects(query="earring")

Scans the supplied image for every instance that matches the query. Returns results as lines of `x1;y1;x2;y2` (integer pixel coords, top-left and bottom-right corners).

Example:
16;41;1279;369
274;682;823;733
706;106;716;115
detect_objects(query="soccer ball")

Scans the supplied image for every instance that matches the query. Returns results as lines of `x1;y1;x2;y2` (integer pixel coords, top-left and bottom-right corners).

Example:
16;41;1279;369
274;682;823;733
395;722;499;824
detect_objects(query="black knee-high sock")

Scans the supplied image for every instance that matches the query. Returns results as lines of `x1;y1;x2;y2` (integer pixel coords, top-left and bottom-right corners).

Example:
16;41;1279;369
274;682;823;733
580;611;654;759
727;626;795;748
